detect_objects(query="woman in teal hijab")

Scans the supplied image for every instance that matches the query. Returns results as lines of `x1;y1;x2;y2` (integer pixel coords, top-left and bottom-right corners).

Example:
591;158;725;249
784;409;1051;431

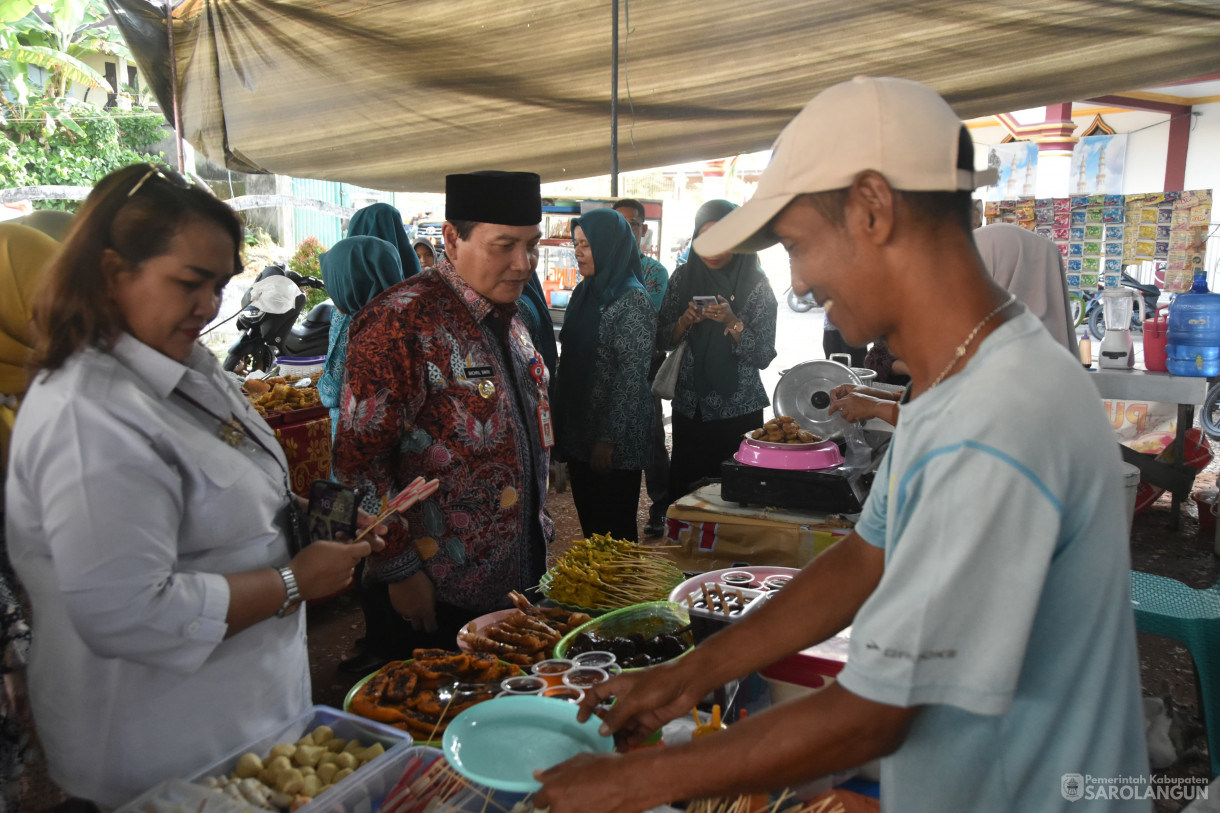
657;199;777;509
318;236;411;437
347;203;417;274
555;208;655;542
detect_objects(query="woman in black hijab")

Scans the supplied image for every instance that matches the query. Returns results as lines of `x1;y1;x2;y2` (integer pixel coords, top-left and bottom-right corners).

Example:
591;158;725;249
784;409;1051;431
657;200;778;508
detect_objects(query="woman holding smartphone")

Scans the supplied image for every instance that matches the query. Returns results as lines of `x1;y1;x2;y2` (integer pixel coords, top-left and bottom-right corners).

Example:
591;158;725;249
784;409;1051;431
5;164;383;806
657;200;778;509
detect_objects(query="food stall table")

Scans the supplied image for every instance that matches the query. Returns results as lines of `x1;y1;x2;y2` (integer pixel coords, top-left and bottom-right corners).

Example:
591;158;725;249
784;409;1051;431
1086;369;1207;531
663;483;852;572
267;408;332;495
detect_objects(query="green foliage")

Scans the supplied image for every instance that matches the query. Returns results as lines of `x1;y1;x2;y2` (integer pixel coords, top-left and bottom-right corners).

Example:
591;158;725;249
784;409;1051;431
2;99;166;209
289;237;328;310
0;0;158;204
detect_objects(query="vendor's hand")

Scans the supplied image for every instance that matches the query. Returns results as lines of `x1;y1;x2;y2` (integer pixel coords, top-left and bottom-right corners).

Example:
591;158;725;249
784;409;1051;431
677;301;705;332
705;295;737;326
575;660;703;747
389;570;437;632
828;391;896;425
290;539;371;600
830;383;866;401
591;442;615;474
832;382;902;403
535;752;651;813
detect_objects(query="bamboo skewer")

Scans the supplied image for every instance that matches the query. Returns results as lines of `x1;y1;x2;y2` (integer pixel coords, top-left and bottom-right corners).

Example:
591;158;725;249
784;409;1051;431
351;476;440;545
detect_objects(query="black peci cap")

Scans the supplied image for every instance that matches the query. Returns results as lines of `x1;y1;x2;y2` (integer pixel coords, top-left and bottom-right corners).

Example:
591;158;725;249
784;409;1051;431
445;171;542;226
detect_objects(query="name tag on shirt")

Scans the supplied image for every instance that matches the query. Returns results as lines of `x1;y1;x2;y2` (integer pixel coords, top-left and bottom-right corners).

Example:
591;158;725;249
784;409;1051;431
464;365;494;379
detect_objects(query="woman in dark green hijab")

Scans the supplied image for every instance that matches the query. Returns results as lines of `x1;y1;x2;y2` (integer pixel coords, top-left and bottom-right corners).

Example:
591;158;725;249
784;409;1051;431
657;199;778;509
318;236;411;438
347;203;417;275
555;208;655;542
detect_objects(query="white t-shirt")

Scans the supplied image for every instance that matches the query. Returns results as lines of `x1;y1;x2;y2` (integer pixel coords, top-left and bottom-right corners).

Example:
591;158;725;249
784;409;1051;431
839;309;1149;812
6;335;309;806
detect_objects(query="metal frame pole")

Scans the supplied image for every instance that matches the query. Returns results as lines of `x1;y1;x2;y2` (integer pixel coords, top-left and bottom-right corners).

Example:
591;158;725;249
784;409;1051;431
610;0;619;197
165;0;185;173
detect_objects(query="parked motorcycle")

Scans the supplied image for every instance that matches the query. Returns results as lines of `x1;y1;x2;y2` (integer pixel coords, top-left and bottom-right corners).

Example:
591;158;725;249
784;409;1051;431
222;264;332;373
1085;272;1162;341
785;286;817;313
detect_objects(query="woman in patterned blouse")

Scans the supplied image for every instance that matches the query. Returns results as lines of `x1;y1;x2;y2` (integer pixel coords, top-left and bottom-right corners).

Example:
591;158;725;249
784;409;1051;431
554;208;656;542
658;200;778;508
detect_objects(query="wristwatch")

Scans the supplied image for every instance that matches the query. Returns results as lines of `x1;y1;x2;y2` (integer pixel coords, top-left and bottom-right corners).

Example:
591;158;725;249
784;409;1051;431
276;565;302;617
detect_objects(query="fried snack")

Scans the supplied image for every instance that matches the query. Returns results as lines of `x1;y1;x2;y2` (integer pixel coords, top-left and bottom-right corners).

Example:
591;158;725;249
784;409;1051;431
752;416;822;445
244;378;271;395
348;650;522;740
457;591;592;665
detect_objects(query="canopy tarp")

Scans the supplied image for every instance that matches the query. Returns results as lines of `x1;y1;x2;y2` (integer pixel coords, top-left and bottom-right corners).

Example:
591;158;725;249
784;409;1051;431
108;0;1220;192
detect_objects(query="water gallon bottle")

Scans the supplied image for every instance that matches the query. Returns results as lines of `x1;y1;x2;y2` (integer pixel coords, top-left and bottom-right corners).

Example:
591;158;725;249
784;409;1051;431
1166;270;1220;377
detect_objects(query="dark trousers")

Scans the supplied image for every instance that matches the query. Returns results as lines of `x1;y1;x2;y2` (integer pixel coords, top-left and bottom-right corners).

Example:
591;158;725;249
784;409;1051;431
567;460;643;543
644;394;670;523
362;581;479;660
668;408;764;503
822;329;867;367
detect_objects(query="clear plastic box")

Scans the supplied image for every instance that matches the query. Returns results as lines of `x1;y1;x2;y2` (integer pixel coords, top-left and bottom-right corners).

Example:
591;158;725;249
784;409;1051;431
187;705;413;813
388;746;531;813
115;778;250;813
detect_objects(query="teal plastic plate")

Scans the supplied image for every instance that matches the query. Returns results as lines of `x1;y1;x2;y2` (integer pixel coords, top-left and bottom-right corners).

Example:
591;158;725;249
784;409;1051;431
442;695;613;791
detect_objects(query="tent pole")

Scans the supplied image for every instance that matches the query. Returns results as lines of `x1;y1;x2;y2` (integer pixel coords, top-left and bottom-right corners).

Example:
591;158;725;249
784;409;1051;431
610;0;619;197
166;0;185;173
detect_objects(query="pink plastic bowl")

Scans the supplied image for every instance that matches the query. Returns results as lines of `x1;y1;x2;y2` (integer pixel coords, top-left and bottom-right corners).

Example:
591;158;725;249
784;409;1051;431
733;437;843;471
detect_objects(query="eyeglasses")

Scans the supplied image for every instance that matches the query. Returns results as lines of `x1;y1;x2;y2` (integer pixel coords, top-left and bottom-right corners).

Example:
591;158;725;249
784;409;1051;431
126;164;198;198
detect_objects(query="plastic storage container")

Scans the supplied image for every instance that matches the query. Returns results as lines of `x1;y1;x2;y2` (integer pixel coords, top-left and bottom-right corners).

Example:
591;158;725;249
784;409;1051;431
1166;274;1220;377
115;779;249;813
383;746;531;812
187;705;413;813
276;355;327;377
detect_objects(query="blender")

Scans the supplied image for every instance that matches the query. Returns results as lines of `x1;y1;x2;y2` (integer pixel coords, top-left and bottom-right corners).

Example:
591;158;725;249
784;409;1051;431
1099;288;1135;369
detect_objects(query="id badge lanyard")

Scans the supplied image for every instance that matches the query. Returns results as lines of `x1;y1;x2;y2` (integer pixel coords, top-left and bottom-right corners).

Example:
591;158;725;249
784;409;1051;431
529;356;554;449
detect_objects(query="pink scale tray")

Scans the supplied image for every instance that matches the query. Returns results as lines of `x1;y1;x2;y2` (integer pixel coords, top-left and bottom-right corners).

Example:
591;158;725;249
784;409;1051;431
733;434;843;471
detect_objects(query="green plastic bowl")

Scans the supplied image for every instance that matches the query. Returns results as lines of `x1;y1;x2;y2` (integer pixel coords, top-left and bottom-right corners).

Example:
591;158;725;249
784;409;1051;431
553;601;693;671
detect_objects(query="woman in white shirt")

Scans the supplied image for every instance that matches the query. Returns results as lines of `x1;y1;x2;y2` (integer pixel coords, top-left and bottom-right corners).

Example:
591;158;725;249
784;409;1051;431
4;164;382;806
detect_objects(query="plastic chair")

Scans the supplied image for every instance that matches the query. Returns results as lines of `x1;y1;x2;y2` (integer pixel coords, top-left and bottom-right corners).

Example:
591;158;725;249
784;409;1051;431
1130;570;1220;777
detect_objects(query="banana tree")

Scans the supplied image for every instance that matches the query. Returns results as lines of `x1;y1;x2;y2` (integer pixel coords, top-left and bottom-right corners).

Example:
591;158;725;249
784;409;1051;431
0;0;123;131
8;0;118;95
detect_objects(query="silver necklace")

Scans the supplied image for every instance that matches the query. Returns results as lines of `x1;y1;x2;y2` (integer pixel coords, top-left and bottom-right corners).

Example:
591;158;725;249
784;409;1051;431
929;295;1017;389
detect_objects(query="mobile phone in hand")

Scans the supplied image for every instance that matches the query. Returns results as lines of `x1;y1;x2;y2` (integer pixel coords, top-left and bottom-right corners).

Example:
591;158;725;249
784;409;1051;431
692;295;718;314
306;479;359;544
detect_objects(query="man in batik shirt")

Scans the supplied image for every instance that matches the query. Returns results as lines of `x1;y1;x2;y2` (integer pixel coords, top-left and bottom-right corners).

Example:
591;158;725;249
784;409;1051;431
333;171;554;656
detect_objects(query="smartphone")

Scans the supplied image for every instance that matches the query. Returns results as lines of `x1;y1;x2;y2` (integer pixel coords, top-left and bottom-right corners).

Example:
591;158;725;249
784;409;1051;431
692;295;719;314
306;479;360;543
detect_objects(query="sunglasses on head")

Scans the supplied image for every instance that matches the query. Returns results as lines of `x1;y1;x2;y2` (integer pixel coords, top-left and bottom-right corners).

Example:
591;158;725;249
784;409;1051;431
126;164;202;198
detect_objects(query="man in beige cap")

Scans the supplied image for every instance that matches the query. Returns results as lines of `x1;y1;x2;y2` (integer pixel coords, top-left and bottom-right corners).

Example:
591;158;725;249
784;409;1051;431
537;77;1148;812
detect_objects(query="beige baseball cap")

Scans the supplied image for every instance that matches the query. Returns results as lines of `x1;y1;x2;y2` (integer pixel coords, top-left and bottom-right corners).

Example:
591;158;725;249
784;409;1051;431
695;76;999;256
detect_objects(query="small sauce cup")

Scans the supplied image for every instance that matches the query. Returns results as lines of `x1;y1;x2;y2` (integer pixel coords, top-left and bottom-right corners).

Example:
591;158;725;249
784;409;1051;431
721;570;755;588
562;666;609;690
541;686;585;703
762;575;792;591
572;651;616;670
531;658;575;688
499;675;547;695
